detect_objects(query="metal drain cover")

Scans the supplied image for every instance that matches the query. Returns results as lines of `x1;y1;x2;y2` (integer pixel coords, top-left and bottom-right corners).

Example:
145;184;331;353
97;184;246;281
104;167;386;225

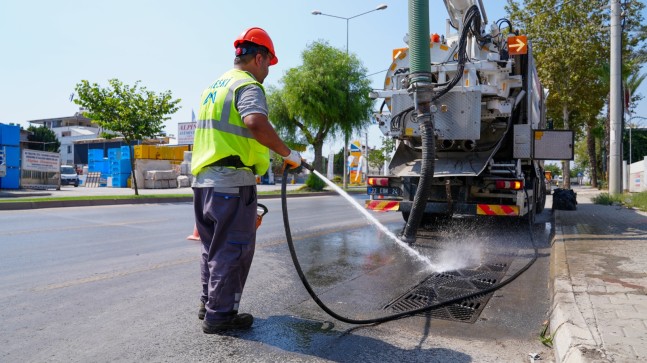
384;262;510;323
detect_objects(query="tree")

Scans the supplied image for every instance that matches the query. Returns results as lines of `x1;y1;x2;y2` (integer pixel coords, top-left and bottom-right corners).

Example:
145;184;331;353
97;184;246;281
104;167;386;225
26;125;60;153
544;163;561;177
507;0;610;189
74;79;181;195
267;41;374;172
585;1;646;184
367;137;395;173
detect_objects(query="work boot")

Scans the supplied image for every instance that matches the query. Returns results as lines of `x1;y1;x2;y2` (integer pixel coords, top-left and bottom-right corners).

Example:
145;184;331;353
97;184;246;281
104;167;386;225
202;313;254;334
198;302;206;320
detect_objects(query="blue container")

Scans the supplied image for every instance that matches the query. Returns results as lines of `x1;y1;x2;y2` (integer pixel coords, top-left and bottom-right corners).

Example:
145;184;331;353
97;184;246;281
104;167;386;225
88;160;99;172
108;148;121;160
88;149;104;162
111;173;130;187
0;124;20;146
120;146;131;159
0;167;20;189
89;159;109;173
110;159;131;174
4;146;20;167
102;159;110;174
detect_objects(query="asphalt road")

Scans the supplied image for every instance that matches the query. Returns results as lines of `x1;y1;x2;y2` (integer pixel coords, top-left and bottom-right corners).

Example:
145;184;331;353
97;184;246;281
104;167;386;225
0;194;554;362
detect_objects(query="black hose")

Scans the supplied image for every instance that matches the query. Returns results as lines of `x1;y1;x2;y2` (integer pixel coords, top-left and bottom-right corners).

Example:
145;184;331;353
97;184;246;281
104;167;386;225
401;5;487;241
280;167;540;325
400;117;435;243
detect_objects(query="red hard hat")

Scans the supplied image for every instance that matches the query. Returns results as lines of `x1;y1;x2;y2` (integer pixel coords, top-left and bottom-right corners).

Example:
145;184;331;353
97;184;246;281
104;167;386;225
234;27;278;65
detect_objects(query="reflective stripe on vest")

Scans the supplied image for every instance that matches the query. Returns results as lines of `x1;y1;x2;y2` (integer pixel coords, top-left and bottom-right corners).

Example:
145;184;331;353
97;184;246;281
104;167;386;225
191;69;270;176
196;78;254;138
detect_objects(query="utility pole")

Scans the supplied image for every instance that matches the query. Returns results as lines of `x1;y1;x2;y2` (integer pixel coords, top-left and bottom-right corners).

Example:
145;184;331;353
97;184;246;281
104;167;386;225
609;0;623;194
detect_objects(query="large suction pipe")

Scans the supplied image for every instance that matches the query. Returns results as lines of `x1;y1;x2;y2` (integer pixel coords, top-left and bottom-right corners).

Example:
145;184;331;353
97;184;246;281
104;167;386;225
400;0;436;243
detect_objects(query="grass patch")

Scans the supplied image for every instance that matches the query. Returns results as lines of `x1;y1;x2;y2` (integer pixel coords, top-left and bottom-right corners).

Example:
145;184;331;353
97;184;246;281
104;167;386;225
593;191;647;212
592;193;624;206
630;192;647;211
0;194;192;203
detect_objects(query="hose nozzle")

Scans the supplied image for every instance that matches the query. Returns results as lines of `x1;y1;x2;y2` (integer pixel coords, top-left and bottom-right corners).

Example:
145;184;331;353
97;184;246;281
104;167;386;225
300;160;314;172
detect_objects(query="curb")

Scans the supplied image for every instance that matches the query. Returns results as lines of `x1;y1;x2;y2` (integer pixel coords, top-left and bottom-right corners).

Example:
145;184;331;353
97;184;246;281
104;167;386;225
550;209;604;363
0;191;339;211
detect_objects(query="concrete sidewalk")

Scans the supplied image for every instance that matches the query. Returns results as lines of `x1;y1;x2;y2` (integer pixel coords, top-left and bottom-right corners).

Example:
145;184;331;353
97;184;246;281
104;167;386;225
551;186;647;362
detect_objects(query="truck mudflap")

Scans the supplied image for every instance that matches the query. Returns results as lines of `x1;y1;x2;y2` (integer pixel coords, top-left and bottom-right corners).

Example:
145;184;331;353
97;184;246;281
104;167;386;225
369;200;522;217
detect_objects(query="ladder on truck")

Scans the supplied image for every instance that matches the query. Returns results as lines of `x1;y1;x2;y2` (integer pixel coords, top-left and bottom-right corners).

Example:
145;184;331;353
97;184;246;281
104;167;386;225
0;146;6;178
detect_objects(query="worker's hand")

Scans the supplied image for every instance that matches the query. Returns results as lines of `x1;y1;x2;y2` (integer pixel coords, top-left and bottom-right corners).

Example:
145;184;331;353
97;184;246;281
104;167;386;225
282;150;302;170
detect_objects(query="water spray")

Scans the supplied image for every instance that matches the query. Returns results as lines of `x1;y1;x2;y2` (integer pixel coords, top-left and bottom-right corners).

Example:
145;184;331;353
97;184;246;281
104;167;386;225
280;162;540;325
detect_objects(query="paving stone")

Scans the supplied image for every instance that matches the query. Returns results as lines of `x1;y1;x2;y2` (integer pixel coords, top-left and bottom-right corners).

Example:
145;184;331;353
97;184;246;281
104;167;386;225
551;186;647;363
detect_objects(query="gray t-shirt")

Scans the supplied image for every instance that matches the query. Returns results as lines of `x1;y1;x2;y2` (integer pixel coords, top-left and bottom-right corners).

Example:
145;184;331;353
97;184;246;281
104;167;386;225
192;82;268;190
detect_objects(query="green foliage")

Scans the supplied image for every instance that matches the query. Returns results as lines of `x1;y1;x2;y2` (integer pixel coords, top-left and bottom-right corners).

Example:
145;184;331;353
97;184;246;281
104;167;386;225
570;164;586;178
74;79;181;195
593;192;624;205
594;191;647;212
333;147;345;175
539;321;553;348
367;137;396;172
631;191;647;212
305;172;325;191
74;79;181;142
267;41;374;172
507;0;608;128
539;321;565;348
26;125;60;152
544;163;561;177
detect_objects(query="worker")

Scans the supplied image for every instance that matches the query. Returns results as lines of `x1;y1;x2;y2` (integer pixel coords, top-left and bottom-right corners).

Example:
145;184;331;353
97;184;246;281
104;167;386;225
191;27;301;334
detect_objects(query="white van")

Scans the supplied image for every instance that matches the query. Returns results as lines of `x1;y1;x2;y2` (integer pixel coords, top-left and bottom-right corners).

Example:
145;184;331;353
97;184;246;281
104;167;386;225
60;165;79;187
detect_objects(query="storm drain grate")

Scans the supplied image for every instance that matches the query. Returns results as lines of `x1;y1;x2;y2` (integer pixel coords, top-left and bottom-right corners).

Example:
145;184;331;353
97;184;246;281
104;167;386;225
384;262;510;323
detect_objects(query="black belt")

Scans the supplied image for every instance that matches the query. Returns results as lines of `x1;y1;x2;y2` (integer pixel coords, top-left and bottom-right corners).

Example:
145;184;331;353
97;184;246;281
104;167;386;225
209;155;256;174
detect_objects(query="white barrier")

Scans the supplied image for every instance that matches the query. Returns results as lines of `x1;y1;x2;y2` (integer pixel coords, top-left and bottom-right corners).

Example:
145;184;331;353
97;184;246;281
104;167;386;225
626;156;647;192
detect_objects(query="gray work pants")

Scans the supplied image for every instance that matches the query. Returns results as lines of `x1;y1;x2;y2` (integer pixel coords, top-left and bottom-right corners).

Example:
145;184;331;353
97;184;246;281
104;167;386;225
193;186;257;322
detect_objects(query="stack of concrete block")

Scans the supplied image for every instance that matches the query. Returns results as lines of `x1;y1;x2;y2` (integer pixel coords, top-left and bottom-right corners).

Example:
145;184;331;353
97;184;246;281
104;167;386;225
144;170;178;189
178;151;192;187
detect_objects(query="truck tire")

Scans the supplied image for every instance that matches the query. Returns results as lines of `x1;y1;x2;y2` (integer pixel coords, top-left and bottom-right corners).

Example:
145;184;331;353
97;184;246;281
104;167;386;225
536;174;546;214
523;178;537;224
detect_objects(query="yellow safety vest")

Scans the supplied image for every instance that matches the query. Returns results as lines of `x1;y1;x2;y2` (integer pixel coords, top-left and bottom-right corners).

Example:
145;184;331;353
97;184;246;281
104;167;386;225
192;69;270;176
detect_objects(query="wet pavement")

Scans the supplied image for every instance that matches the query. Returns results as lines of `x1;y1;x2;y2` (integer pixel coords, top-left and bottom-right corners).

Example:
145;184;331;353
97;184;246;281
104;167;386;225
6;183;643;362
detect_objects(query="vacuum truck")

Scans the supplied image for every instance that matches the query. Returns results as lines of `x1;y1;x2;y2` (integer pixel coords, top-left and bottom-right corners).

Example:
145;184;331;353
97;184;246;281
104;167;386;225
365;0;573;234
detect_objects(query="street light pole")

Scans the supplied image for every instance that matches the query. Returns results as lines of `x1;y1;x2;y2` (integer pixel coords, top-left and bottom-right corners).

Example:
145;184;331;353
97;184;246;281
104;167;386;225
312;4;387;190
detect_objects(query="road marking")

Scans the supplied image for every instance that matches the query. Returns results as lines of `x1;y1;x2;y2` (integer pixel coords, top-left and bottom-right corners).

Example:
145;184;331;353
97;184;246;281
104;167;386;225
33;257;196;291
0;218;173;236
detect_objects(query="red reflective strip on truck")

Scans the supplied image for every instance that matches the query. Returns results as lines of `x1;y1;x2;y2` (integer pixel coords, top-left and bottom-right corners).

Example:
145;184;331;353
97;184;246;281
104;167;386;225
365;200;400;211
476;204;519;216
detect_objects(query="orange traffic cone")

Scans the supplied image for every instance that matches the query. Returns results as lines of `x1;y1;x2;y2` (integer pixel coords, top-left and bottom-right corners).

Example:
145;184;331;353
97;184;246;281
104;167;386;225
186;225;201;241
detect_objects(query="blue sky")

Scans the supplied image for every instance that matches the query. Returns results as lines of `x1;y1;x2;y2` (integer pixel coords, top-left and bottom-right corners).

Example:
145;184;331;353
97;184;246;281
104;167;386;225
1;1;645;159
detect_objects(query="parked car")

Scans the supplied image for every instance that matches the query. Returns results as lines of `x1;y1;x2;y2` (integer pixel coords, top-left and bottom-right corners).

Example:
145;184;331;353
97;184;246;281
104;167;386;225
60;165;79;187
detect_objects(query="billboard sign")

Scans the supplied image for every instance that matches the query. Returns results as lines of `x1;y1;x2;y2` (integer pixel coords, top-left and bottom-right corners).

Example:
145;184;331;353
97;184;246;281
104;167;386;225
22;149;60;172
178;122;196;145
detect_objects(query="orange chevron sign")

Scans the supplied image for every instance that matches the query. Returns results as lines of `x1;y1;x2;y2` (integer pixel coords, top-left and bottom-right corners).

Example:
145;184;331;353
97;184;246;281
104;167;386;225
365;200;400;212
476;204;519;216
